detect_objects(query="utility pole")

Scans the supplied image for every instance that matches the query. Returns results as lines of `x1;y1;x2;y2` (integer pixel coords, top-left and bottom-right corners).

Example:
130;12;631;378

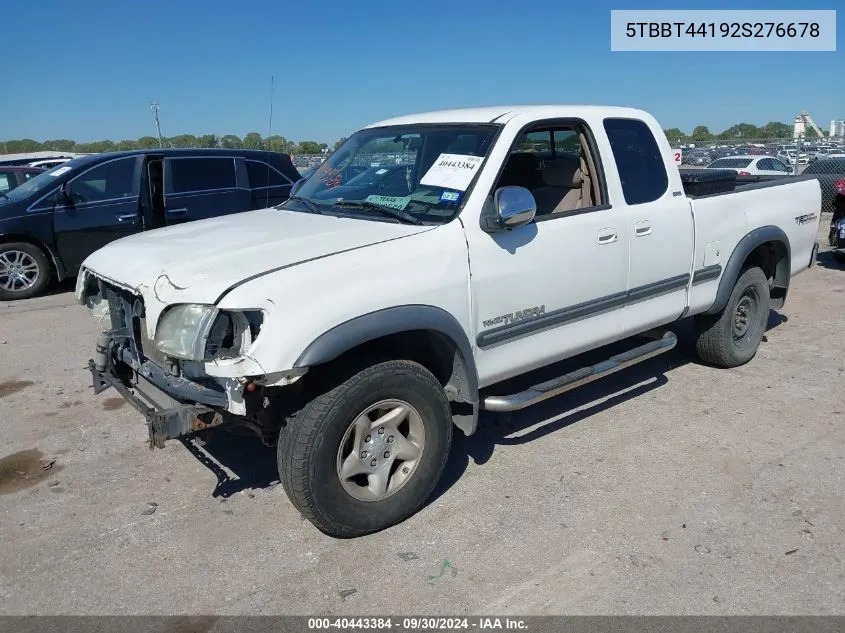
150;102;163;148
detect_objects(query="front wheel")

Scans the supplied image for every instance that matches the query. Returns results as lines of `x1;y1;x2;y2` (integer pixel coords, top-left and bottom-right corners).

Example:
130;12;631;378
277;360;453;538
0;242;51;301
694;266;770;368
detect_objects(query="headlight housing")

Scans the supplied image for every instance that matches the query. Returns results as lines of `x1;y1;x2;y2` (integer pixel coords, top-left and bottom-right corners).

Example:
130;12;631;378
154;304;263;361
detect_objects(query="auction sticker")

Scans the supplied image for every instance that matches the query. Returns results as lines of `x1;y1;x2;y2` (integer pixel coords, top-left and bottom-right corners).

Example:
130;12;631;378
48;166;73;177
420;153;483;191
364;194;411;210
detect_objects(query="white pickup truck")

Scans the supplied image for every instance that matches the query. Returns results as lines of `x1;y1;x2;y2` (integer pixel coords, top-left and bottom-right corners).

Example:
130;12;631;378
76;105;821;537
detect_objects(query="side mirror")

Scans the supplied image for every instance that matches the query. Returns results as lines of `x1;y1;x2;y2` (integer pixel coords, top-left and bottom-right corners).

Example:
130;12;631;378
493;186;536;229
57;182;72;205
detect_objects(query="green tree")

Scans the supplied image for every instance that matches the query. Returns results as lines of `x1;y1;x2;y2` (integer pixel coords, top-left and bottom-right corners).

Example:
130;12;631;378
266;135;289;152
297;141;324;154
663;128;686;144
243;132;264;149
42;139;76;152
691;126;712;142
333;137;348;151
219;135;242;149
136;136;161;149
4;139;43;153
196;134;218;148
759;122;791;138
718;123;759;140
169;134;198;148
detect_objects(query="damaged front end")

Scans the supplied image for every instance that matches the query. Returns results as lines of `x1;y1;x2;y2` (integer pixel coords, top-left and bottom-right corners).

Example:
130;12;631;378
77;270;298;449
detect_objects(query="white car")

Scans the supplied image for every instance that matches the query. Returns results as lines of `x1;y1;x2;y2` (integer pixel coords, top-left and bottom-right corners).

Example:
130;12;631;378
26;158;72;169
706;155;793;176
76;105;822;537
778;150;809;166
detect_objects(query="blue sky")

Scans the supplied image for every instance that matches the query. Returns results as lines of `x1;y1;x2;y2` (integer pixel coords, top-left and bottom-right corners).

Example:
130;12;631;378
1;0;841;143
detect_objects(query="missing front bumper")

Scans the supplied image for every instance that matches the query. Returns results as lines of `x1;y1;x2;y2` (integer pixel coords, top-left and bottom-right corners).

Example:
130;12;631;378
89;360;225;449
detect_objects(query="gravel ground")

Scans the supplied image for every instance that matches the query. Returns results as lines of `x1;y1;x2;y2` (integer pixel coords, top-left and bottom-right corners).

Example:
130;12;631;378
0;218;843;616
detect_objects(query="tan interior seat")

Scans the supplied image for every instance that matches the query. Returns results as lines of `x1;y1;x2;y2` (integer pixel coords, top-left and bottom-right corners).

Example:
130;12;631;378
533;153;595;215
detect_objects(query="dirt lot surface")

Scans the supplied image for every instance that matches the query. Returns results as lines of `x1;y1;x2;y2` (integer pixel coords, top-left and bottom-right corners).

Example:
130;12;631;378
1;219;843;615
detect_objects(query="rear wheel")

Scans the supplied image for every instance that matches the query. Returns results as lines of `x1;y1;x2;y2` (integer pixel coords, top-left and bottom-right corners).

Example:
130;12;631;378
277;360;453;538
0;242;51;301
694;266;770;368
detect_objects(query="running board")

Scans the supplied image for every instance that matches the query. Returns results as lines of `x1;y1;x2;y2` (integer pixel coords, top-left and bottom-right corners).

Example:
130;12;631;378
481;330;677;413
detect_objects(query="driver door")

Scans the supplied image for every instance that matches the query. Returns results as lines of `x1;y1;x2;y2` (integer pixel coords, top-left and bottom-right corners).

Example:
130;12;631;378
463;120;630;386
53;156;142;273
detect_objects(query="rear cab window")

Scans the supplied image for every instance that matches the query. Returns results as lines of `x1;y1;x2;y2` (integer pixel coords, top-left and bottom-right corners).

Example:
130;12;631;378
603;118;668;205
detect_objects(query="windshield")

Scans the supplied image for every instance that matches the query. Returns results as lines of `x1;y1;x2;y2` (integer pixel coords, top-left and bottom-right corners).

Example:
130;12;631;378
0;159;85;204
281;124;499;224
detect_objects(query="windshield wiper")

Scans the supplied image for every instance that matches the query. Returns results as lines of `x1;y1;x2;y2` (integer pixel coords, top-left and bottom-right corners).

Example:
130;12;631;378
333;200;423;225
278;195;324;215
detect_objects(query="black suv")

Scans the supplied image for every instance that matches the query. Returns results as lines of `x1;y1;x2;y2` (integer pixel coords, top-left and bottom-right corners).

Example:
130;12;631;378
0;149;301;299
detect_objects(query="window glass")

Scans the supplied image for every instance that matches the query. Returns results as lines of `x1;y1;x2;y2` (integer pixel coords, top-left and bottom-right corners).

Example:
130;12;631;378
246;160;291;188
69;157;137;203
289;124;498;224
708;158;753;169
804;159;845;175
517;131;551;153
772;160;790;172
553;130;579;153
0;172;15;193
170;157;236;193
757;159;773;170
603;118;668;205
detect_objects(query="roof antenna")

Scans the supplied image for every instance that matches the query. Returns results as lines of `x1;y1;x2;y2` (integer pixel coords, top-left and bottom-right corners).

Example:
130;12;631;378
265;75;274;208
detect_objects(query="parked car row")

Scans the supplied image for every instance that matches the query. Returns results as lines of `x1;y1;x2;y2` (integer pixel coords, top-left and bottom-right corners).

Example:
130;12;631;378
0;165;44;194
0;148;301;300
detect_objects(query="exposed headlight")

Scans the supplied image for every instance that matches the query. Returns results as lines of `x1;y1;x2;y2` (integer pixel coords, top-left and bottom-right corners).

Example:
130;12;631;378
154;304;264;361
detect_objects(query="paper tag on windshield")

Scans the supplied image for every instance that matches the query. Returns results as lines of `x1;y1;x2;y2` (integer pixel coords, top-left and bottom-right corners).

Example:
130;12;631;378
420;153;483;191
49;166;72;177
364;194;411;210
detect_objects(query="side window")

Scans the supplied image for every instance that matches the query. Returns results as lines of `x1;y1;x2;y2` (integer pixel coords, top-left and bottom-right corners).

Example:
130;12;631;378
517;131;552;154
246;160;292;188
757;159;773;171
603;118;668;205
773;160;790;172
69;157;138;204
170;158;236;194
553;130;579;153
0;172;15;193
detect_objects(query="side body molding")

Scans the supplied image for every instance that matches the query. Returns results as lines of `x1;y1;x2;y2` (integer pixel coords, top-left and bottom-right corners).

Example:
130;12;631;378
294;305;480;435
705;225;791;316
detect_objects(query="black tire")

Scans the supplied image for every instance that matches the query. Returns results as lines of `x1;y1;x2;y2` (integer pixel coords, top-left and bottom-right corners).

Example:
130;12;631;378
277;360;453;538
694;266;770;368
0;242;51;301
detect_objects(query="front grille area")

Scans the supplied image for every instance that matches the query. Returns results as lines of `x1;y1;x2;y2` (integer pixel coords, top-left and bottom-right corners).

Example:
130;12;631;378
99;281;146;367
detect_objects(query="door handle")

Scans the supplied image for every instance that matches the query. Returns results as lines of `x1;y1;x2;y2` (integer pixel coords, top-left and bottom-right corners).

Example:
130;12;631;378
634;221;652;236
115;213;137;223
597;228;618;244
167;207;188;217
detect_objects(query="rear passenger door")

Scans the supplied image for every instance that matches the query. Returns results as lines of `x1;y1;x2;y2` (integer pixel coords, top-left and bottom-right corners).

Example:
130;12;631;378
245;159;294;209
603;118;694;336
163;156;250;225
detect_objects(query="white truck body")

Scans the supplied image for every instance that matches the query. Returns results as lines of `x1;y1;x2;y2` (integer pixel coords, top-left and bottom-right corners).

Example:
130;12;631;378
76;105;821;537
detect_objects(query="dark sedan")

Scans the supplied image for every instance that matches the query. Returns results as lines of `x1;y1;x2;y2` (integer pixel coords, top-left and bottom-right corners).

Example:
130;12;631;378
0;166;44;194
802;158;845;214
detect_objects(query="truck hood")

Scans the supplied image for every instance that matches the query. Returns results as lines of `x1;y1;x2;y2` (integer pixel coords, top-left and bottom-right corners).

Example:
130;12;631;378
81;208;432;305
